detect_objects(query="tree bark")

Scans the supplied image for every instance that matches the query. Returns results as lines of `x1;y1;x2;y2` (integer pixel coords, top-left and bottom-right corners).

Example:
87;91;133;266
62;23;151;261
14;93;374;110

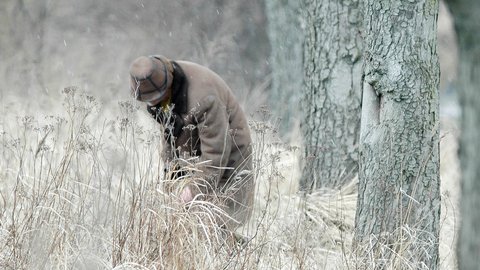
354;1;441;269
301;0;363;190
265;0;303;137
445;0;480;269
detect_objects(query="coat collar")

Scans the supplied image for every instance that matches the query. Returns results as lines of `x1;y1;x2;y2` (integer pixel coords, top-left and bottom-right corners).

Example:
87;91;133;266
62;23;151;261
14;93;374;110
170;61;188;114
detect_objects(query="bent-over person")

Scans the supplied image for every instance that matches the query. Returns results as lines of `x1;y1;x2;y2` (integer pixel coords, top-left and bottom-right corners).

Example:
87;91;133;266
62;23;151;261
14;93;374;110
129;55;254;230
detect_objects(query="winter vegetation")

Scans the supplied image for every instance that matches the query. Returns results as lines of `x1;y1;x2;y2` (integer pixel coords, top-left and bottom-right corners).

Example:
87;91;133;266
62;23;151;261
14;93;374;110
0;88;460;269
0;0;470;269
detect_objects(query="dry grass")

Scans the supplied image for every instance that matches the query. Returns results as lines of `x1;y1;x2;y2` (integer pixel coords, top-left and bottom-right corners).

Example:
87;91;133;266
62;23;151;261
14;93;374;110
0;88;459;269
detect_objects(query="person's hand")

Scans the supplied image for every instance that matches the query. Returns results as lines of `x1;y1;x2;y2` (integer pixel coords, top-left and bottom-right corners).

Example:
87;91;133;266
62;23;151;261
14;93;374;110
180;186;194;203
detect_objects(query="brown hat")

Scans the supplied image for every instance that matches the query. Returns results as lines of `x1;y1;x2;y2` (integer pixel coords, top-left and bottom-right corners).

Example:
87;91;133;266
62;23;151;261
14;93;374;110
129;55;173;104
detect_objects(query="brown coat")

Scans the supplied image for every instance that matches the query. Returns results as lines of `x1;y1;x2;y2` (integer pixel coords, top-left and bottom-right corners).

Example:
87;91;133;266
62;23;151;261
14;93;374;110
147;60;254;228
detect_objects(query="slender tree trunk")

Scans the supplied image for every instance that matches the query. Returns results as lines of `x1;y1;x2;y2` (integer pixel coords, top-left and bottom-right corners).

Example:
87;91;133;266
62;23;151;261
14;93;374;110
301;0;362;190
265;0;303;137
354;1;441;269
445;1;480;269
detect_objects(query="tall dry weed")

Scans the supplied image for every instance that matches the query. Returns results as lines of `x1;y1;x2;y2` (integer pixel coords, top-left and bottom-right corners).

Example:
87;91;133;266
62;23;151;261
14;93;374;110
0;88;457;269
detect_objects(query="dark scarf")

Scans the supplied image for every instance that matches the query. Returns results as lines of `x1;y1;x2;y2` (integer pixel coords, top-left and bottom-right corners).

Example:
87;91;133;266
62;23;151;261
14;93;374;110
147;61;188;143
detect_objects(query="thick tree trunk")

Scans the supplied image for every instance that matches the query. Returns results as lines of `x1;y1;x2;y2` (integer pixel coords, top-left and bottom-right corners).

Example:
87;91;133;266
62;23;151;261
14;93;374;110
446;1;480;269
353;1;441;269
265;0;303;137
301;0;362;190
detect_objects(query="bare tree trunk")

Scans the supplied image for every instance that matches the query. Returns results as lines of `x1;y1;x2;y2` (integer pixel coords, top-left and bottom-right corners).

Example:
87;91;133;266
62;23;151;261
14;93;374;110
265;0;303;137
445;0;480;269
354;1;441;269
301;0;362;190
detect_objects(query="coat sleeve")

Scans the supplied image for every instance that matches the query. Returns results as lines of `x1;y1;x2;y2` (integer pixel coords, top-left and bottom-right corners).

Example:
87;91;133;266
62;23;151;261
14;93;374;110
195;94;232;188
